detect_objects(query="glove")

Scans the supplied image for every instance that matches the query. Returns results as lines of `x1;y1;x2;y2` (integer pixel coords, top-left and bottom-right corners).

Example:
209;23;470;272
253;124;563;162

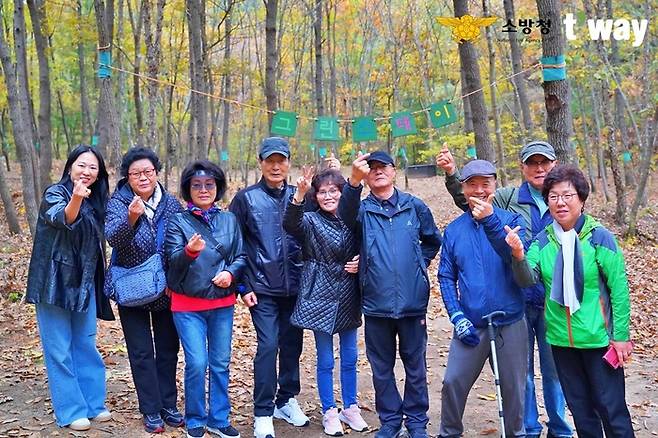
450;311;480;347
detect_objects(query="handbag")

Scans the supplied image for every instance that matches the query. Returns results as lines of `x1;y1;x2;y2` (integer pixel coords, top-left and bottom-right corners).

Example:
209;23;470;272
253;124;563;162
109;215;167;307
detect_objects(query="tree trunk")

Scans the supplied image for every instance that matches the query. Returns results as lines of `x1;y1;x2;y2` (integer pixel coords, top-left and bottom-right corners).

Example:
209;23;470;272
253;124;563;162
264;0;279;125
94;0;122;167
483;0;506;184
0;22;39;234
536;0;574;163
77;0;93;141
220;0;233;172
0;156;21;234
127;0;145;143
186;0;209;159
627;104;657;235
143;0;166;149
27;0;53;191
573;83;596;191
314;0;324;117
56;91;73;155
503;0;534;135
327;0;337;116
600;84;627;224
590;87;610;202
453;0;493;161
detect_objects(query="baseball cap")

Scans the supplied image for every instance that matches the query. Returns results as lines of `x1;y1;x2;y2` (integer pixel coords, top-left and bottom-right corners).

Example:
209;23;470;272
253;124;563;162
459;159;497;182
366;150;395;167
259;137;291;160
519;141;556;163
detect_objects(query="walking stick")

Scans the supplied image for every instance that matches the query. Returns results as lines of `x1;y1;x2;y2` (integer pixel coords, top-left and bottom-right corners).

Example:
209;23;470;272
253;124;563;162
483;311;507;438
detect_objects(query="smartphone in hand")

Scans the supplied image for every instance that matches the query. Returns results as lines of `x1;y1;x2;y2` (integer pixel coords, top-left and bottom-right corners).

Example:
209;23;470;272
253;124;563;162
603;346;620;369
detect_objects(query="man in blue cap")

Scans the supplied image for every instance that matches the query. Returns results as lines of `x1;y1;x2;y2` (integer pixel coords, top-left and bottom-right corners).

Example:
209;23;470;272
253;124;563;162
437;159;528;437
340;150;442;438
229;137;308;438
437;142;572;438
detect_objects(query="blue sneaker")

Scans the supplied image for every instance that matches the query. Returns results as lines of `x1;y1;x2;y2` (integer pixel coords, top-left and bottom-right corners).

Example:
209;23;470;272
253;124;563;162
143;413;165;434
375;424;406;438
187;426;206;438
160;407;185;427
408;428;428;438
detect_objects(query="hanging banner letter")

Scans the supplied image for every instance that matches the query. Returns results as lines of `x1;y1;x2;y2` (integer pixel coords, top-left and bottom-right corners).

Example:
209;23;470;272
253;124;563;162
314;117;340;141
429;101;458;128
271;111;298;137
352;116;378;142
390;112;418;137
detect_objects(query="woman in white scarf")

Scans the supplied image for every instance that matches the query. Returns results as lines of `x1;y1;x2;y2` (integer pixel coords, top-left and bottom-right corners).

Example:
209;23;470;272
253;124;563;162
507;165;635;437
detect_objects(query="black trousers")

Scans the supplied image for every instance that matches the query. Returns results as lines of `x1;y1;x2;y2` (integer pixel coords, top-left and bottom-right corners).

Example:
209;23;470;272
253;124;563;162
364;315;429;432
118;305;180;415
250;294;304;416
552;346;634;438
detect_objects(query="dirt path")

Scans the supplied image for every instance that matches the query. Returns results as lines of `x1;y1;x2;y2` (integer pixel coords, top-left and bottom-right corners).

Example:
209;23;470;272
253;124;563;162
0;173;656;437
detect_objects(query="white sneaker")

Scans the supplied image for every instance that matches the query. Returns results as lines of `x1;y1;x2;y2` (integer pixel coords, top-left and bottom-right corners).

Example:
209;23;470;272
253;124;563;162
68;418;91;431
339;405;369;432
322;408;344;436
93;409;112;422
254;416;275;438
273;398;309;427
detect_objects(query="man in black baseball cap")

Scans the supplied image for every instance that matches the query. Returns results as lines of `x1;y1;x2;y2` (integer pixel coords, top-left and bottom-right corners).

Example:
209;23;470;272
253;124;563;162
340;151;442;438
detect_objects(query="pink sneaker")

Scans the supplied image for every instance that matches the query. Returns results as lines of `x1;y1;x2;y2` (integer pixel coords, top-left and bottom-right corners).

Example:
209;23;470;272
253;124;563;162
339;405;369;432
322;407;344;436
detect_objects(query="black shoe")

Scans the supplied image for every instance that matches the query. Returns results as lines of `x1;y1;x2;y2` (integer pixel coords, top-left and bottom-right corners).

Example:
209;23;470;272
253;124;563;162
143;413;165;434
160;407;185;427
408;428;428;438
187;426;206;438
208;424;241;438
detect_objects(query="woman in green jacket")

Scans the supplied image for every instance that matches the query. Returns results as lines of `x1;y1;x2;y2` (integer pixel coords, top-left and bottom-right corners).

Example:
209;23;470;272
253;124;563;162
507;165;634;437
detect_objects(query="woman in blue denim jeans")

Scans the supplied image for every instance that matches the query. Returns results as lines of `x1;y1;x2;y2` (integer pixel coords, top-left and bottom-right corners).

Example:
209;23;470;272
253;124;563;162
25;145;114;431
164;160;247;438
283;167;368;437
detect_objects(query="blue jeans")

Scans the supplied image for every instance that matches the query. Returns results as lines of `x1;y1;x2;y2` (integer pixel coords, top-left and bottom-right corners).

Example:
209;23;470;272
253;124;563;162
173;306;234;429
525;305;572;437
314;329;358;413
35;296;107;427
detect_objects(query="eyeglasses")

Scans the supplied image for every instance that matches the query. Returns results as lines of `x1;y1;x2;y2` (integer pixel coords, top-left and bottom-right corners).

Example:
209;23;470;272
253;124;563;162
191;182;216;191
317;188;340;198
524;158;553;168
128;168;156;179
547;192;579;203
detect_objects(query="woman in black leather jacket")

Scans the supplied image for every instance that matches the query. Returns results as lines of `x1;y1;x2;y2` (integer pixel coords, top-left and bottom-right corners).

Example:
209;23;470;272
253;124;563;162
283;168;368;436
164;160;247;438
26;145;113;431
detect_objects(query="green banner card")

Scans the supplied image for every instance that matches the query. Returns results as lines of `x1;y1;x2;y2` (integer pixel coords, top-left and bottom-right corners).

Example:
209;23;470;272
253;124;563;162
271;111;298;137
390;112;417;137
352;116;378;142
429;101;457;128
314;117;340;141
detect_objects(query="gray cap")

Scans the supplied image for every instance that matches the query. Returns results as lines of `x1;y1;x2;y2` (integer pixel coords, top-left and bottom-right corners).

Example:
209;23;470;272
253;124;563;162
459;159;497;182
519;141;556;163
259;137;291;160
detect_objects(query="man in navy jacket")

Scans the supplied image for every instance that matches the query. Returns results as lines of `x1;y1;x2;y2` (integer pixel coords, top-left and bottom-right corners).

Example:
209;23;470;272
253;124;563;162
437;160;528;437
340;151;442;438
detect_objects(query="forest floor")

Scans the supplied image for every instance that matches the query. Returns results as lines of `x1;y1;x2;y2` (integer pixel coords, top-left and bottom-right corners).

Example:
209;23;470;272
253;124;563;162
0;164;656;437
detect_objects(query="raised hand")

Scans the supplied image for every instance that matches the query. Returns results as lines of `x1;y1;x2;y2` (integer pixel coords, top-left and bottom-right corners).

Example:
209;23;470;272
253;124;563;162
350;152;371;186
293;165;315;203
344;254;360;274
436;143;456;175
324;152;341;170
186;233;206;253
128;195;145;217
504;225;524;260
72;179;91;199
212;270;233;288
470;193;495;220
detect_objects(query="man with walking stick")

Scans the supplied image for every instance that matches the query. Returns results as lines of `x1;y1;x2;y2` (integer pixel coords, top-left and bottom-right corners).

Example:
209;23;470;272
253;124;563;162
437;160;529;438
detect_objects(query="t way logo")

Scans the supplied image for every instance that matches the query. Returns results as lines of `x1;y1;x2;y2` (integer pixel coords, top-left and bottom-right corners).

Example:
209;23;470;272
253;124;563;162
564;13;649;47
436;15;497;43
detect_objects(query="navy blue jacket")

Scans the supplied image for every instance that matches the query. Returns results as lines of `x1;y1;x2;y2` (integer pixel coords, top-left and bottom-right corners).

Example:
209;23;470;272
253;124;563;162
340;184;442;318
438;208;526;328
104;179;183;305
228;179;302;296
26;183;114;320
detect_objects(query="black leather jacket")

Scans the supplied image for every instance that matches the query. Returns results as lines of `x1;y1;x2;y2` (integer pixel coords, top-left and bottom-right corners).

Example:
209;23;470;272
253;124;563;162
229;179;302;296
165;209;247;299
25;183;114;320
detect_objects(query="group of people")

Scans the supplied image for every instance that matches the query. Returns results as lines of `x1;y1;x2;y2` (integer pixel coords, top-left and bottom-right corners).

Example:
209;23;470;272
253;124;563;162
25;136;634;438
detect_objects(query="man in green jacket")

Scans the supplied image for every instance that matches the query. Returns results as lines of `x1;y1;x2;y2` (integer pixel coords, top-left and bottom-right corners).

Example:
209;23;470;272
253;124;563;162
436;141;572;438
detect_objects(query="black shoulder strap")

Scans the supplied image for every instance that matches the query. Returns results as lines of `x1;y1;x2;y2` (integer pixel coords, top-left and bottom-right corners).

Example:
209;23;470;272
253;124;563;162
184;213;228;260
504;187;518;210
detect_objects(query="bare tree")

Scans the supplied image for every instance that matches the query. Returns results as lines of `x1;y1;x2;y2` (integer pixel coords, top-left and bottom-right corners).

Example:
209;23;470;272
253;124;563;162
143;0;167;148
76;0;94;141
186;0;209;159
264;0;279;125
27;0;53;191
127;0;145;143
